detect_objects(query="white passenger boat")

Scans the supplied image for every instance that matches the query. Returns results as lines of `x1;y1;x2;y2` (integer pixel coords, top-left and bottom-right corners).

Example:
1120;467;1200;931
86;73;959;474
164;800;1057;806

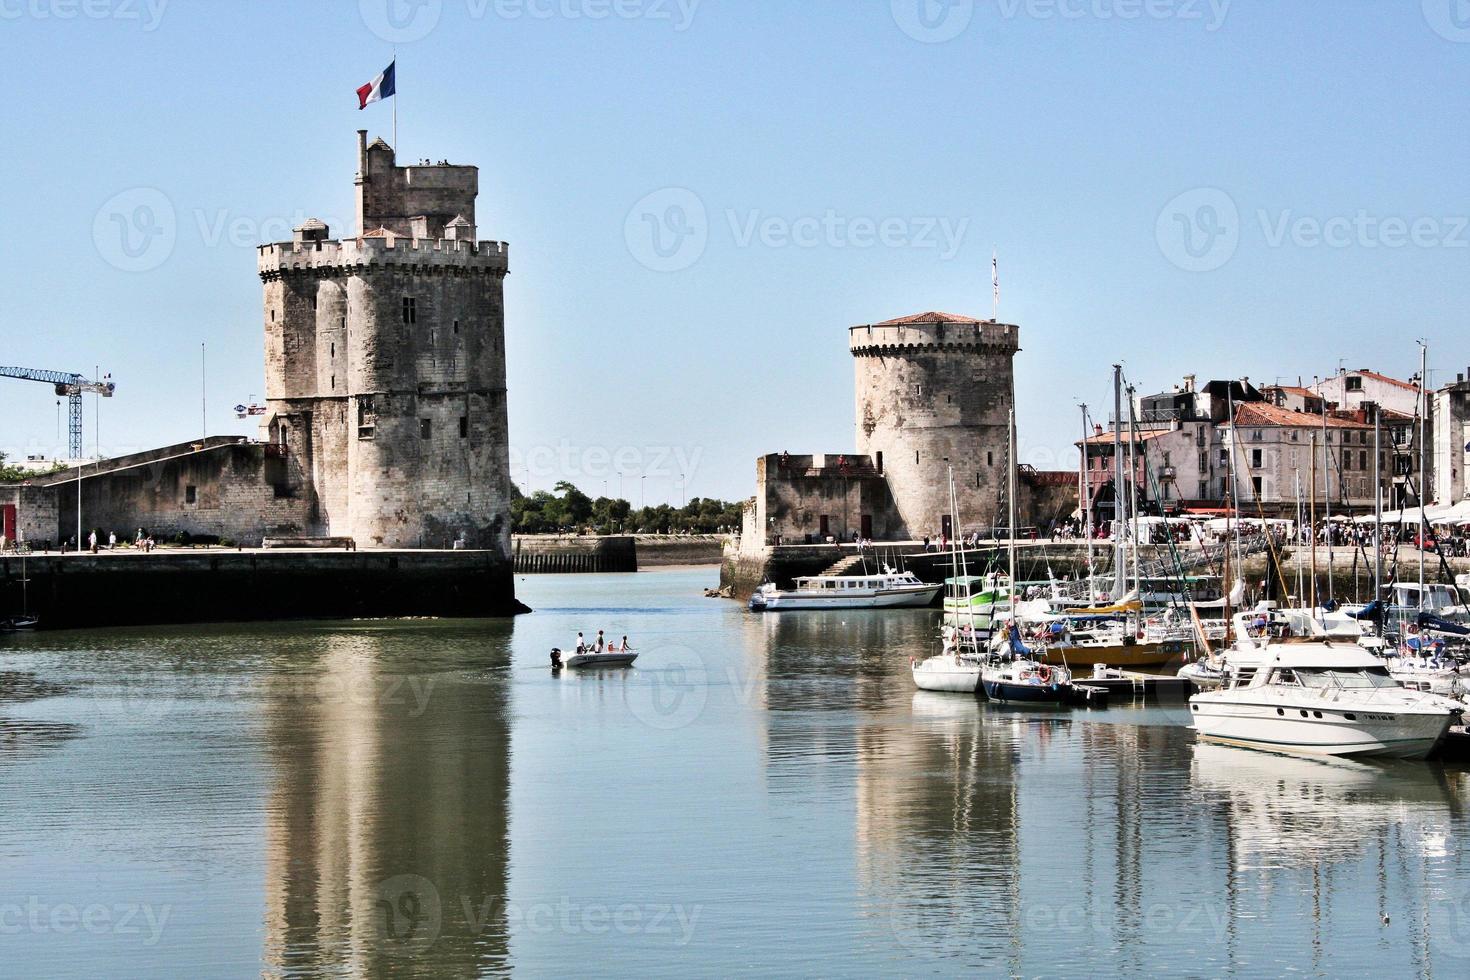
564;649;638;669
1189;642;1462;760
749;568;940;611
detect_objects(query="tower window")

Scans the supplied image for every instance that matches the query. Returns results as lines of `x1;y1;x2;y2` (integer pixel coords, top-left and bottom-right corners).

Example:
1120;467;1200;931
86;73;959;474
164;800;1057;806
975;472;981;489
357;396;377;439
987;451;993;466
453;319;460;335
402;297;417;324
330;374;335;390
459;416;468;438
420;418;432;440
185;485;197;504
330;342;335;358
914;451;919;465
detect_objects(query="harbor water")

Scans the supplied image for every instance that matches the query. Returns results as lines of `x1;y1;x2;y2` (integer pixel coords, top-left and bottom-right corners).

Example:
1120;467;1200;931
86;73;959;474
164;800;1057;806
3;568;1470;977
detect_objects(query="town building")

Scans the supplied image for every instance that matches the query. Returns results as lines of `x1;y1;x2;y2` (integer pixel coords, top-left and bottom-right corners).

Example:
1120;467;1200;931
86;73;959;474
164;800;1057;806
1222;402;1382;516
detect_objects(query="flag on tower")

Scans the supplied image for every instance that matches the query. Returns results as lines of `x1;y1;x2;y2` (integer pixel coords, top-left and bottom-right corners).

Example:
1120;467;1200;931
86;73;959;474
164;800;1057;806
991;248;999;318
356;61;396;110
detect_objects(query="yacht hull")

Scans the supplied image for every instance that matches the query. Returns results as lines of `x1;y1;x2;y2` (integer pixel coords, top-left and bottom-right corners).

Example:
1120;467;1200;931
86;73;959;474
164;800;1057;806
755;585;942;611
982;679;1069;704
911;656;981;694
1038;641;1183;669
1189;701;1452;760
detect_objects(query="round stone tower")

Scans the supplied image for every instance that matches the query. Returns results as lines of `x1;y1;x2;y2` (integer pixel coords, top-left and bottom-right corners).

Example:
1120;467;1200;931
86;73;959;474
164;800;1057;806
849;312;1020;539
258;132;513;551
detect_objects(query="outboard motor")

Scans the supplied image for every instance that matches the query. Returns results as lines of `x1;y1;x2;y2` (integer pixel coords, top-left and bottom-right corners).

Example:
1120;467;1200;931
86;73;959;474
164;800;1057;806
550;648;563;670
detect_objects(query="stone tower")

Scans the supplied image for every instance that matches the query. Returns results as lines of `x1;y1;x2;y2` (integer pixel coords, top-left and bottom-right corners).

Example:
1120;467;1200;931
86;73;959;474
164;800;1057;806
257;131;512;550
849;312;1020;539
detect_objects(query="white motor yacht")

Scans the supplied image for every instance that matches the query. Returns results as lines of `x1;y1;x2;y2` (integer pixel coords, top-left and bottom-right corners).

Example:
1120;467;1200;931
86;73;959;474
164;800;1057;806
749;568;941;611
1189;641;1462;760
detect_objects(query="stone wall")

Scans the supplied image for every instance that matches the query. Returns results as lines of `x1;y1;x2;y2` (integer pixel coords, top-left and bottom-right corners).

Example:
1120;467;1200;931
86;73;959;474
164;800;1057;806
0;549;525;629
754;453;902;545
0;484;58;547
54;442;314;547
512;535;637;573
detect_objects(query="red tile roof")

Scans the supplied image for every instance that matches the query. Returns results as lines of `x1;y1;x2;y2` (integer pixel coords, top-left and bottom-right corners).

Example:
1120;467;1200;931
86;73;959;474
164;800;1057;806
1264;385;1317;399
1231;403;1370;429
873;311;983;326
1354;370;1421;392
1077;429;1172;446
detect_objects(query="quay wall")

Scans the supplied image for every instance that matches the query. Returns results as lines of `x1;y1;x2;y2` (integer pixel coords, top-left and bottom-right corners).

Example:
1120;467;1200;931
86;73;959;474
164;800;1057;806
510;534;730;573
512;535;637;573
0;550;525;630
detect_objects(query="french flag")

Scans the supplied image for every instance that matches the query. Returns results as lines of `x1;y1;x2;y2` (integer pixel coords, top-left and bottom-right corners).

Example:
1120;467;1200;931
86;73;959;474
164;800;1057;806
356;61;395;110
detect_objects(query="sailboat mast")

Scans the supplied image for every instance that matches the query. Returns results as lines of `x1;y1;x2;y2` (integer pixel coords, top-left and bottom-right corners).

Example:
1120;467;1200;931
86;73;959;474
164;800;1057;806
1080;403;1095;596
1008;408;1018;589
1418;340;1429;609
1373;402;1383;600
1322;393;1332;601
1126;383;1142;591
1112;364;1125;598
1310;432;1319;613
1294;468;1305;607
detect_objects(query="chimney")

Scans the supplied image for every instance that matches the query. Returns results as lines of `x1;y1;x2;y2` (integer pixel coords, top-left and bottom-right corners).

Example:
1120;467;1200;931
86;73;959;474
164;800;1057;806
1183;374;1196;393
1094;424;1104;436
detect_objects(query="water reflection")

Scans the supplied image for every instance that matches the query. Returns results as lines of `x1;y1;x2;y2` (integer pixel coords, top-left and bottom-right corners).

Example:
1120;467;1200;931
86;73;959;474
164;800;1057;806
258;627;513;978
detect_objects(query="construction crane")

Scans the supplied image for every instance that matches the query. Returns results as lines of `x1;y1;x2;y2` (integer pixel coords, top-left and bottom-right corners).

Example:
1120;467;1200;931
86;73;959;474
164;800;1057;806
0;367;116;460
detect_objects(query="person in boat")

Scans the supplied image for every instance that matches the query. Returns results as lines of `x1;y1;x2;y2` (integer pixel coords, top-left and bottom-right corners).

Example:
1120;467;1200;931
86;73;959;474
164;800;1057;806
619;635;633;654
575;632;586;655
595;630;606;653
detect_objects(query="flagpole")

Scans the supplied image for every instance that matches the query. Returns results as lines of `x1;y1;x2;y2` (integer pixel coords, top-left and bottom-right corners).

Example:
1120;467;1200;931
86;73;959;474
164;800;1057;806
991;247;999;321
392;48;398;153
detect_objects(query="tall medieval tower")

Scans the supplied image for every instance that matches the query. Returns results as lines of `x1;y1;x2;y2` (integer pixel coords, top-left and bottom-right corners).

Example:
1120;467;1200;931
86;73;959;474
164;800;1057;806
257;131;512;550
849;312;1020;539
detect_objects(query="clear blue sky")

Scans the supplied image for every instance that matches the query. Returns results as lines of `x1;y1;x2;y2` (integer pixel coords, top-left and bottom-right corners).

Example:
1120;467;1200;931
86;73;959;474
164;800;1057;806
3;1;1468;504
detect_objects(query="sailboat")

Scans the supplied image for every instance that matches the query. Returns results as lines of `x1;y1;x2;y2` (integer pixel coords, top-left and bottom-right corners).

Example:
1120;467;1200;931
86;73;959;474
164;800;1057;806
911;467;986;693
2;547;38;631
981;409;1074;704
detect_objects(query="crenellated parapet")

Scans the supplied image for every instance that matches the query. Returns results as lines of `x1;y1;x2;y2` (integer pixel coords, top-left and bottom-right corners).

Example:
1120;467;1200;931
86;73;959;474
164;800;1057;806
258;236;510;282
848;319;1020;356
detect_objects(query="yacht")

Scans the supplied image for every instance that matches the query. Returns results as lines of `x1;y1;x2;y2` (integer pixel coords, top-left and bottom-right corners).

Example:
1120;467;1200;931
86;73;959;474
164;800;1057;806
1189;641;1462;759
910;630;984;693
749;568;941;611
980;621;1073;704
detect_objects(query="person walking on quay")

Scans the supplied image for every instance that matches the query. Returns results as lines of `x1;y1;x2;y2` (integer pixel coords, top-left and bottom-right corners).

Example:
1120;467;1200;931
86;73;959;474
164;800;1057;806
88;530;98;554
108;531;117;550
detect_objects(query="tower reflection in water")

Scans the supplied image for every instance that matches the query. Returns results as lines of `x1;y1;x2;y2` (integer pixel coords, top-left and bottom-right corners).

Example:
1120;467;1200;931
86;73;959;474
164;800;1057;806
756;609;1026;972
258;623;512;978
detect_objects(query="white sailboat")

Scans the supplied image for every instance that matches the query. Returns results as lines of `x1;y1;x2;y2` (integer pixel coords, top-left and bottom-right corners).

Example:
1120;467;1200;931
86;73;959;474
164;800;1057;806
912;467;985;694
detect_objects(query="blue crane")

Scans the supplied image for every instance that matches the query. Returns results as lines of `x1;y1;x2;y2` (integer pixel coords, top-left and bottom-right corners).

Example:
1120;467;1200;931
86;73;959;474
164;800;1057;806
0;367;116;460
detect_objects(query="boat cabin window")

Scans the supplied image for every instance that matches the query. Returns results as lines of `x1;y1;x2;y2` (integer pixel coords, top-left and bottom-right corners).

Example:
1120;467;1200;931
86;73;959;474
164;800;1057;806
1295;666;1398;690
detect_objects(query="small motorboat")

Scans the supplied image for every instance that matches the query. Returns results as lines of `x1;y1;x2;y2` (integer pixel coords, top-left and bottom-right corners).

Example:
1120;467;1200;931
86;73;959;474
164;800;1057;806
561;647;638;669
0;615;39;632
